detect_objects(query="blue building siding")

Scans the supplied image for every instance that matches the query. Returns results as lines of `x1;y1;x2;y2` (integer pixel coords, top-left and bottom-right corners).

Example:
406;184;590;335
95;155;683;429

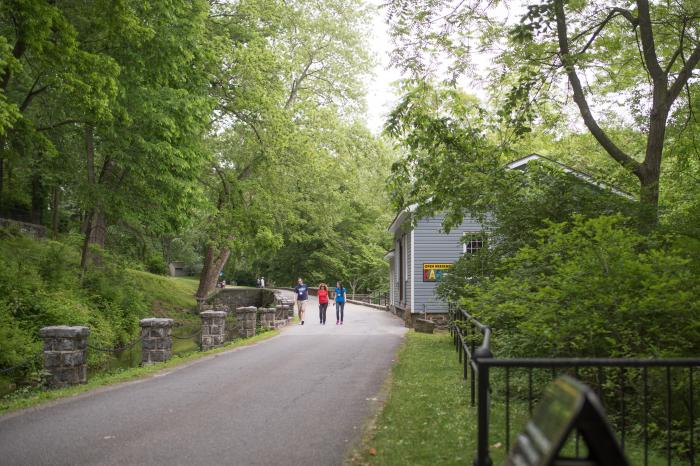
412;213;482;314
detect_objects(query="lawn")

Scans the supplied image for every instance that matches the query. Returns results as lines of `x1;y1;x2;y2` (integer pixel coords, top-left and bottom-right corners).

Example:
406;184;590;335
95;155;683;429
352;331;679;466
352;331;476;466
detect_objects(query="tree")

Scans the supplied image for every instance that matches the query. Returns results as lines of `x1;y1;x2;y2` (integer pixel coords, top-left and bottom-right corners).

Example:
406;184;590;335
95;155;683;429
194;0;376;299
386;0;700;227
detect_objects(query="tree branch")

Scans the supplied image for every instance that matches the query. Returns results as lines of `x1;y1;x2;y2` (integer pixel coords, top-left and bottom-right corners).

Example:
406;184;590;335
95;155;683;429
19;75;48;113
37;119;82;131
285;55;315;110
553;0;640;172
668;43;700;104
635;0;665;83
664;18;686;74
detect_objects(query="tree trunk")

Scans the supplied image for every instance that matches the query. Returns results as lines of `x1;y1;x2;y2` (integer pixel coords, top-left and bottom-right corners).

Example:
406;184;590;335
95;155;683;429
0;157;4;209
196;243;231;299
635;90;668;231
30;173;45;225
51;186;60;236
80;209;106;269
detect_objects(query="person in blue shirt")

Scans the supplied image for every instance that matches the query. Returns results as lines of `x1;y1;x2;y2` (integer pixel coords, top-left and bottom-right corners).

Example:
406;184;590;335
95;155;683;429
293;277;309;325
334;281;347;325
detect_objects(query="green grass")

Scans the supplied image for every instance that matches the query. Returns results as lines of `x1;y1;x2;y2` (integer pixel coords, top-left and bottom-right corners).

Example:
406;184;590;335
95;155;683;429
352;332;680;466
126;270;199;315
0;329;279;416
352;331;475;466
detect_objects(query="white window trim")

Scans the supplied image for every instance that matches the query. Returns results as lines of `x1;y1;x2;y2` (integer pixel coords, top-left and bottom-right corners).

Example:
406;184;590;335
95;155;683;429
462;232;485;254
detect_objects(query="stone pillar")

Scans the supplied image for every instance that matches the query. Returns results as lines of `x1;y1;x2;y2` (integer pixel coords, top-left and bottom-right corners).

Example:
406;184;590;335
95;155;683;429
201;310;227;351
236;306;257;338
40;326;90;388
140;318;173;364
278;298;295;318
259;307;276;328
275;304;290;321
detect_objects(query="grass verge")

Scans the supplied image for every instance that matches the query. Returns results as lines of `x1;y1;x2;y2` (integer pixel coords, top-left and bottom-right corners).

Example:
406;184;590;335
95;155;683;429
0;329;279;416
350;331;475;466
351;331;673;466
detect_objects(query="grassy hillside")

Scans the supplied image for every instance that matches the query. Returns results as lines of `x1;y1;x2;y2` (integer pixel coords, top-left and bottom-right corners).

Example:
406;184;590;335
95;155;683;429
126;270;199;316
0;229;200;385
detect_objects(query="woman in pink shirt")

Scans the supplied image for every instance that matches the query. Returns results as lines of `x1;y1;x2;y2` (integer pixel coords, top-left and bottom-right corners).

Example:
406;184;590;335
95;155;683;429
317;283;330;325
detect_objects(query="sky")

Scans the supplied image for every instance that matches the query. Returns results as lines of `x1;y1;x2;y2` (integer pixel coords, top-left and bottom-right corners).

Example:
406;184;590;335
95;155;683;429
364;1;403;134
362;1;528;134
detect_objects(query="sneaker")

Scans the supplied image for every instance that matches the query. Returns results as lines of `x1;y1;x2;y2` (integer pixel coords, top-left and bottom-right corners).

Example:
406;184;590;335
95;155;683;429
301;320;304;325
336;320;339;325
340;321;344;325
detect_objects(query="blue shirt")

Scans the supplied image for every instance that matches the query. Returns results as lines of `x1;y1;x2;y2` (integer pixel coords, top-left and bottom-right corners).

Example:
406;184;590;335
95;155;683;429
335;287;346;303
294;284;309;301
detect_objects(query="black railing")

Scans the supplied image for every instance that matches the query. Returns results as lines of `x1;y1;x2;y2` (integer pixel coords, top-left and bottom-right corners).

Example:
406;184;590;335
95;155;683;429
350;291;389;307
449;305;700;466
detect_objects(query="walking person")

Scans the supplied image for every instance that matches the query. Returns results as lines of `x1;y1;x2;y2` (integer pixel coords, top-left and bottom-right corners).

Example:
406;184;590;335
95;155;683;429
317;283;330;324
293;277;309;325
334;281;347;325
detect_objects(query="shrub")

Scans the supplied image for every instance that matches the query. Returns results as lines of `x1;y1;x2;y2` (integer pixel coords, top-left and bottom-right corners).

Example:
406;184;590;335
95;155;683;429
462;215;700;358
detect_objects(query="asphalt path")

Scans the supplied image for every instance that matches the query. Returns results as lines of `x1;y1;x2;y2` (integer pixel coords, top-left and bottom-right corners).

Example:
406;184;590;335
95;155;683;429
0;294;407;466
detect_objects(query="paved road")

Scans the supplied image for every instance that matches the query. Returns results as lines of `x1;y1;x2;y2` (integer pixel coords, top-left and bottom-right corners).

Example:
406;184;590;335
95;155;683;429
0;296;407;466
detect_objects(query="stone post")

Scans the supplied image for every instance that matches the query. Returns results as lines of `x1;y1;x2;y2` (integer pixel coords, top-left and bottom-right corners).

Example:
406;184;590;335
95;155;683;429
201;310;227;351
278;298;295;318
140;318;173;364
259;307;276;329
40;326;90;388
275;304;290;321
236;306;257;338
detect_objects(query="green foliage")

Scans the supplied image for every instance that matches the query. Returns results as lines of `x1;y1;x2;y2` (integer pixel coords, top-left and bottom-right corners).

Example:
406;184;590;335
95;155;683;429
0;232;199;391
461;215;700;358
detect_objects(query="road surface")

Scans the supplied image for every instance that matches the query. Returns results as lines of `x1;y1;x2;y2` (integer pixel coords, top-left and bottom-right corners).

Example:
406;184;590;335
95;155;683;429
0;295;407;466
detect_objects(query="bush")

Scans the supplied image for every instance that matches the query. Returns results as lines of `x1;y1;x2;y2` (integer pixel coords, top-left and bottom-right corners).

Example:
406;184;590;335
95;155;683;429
461;215;700;358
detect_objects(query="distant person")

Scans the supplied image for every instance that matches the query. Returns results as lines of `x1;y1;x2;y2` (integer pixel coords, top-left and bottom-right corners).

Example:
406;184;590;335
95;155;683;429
294;277;309;325
260;277;265;288
256;277;261;288
334;281;347;325
317;283;329;325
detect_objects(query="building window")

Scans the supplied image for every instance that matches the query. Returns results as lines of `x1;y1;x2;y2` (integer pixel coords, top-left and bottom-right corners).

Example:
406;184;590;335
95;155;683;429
463;234;484;254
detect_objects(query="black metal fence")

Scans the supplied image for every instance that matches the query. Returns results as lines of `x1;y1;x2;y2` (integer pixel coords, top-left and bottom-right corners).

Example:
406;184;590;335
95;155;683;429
449;306;700;466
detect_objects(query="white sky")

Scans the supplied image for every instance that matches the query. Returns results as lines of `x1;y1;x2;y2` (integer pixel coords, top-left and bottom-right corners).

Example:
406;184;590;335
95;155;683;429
362;0;527;134
364;0;403;134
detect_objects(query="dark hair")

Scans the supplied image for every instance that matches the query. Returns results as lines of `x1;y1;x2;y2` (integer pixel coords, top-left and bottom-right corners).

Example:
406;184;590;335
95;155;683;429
337;281;343;289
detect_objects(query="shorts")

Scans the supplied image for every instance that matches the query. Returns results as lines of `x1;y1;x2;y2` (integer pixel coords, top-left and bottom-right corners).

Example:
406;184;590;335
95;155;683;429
296;300;307;312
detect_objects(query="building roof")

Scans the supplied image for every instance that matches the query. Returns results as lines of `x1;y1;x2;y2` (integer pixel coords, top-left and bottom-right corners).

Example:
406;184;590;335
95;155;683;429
507;153;635;200
387;203;417;234
384;153;635;258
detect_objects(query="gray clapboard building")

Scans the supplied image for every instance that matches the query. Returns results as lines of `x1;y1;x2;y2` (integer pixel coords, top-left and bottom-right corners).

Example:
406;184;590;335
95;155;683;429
385;153;632;327
385;207;483;327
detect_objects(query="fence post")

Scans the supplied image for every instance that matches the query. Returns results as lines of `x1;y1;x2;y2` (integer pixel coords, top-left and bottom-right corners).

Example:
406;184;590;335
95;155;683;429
200;310;226;351
236;306;257;338
473;343;493;466
140;318;173;364
40;326;90;388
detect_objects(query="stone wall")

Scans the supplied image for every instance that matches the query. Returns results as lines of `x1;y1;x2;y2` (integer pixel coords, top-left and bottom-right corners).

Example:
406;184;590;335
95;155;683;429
407;312;449;329
205;288;276;311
